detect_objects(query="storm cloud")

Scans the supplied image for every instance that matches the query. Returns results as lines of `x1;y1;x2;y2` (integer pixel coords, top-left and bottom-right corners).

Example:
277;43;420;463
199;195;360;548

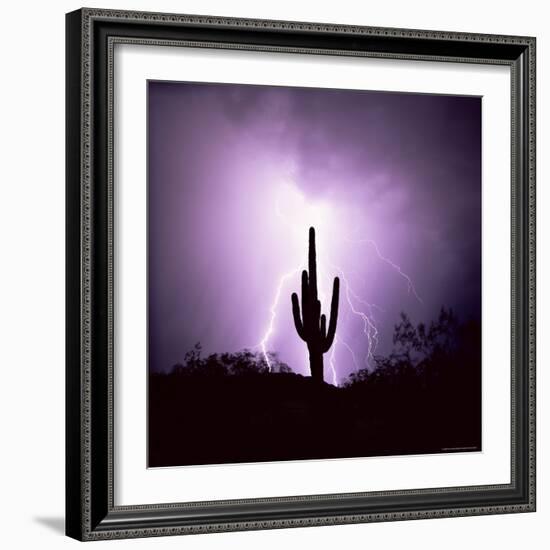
148;81;481;383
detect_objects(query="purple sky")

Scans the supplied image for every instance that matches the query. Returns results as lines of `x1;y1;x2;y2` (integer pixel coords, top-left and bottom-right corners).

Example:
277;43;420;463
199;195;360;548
148;81;481;384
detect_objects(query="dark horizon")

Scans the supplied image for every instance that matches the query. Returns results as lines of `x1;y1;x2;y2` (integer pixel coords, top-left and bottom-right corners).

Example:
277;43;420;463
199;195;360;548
148;80;481;385
149;307;481;467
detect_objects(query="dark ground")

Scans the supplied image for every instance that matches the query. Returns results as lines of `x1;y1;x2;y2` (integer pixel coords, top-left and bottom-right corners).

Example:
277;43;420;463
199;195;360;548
148;309;481;467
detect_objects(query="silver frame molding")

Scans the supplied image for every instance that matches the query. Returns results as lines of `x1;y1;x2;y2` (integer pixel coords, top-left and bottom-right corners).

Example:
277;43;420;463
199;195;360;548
66;7;536;541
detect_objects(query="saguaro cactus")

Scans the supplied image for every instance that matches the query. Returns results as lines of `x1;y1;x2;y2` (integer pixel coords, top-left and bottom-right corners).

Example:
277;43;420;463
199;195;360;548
291;227;340;383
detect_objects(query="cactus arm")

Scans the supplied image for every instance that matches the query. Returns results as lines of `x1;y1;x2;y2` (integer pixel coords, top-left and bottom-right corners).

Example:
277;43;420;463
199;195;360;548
291;292;306;341
323;277;340;352
320;314;327;340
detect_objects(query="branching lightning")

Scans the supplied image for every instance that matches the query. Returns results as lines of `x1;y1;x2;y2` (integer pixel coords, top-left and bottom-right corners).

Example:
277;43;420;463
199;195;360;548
348;238;423;304
329;263;380;368
339;338;360;371
259;268;300;371
329;336;339;386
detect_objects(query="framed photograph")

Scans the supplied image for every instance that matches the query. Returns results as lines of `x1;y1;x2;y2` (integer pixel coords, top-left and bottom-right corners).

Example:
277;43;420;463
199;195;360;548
66;8;536;541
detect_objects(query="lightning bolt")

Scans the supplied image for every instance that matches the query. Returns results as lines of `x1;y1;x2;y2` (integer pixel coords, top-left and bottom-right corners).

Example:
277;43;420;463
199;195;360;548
259;268;300;371
328;263;380;368
339;338;360;371
318;281;348;386
329;336;338;386
348;238;423;305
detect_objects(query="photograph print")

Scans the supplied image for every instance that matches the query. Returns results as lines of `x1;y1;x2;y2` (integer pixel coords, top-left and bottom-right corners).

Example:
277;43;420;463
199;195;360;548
147;80;482;468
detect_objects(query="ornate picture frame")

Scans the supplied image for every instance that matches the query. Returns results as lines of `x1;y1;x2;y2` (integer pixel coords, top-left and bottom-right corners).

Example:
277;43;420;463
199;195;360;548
66;8;536;541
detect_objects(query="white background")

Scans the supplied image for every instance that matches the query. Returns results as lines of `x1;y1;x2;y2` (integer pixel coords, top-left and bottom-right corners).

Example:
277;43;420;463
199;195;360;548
0;1;546;549
116;46;511;505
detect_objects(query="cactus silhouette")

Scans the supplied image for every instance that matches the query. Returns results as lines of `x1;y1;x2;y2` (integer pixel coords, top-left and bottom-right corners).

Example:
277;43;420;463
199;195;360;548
291;227;340;383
